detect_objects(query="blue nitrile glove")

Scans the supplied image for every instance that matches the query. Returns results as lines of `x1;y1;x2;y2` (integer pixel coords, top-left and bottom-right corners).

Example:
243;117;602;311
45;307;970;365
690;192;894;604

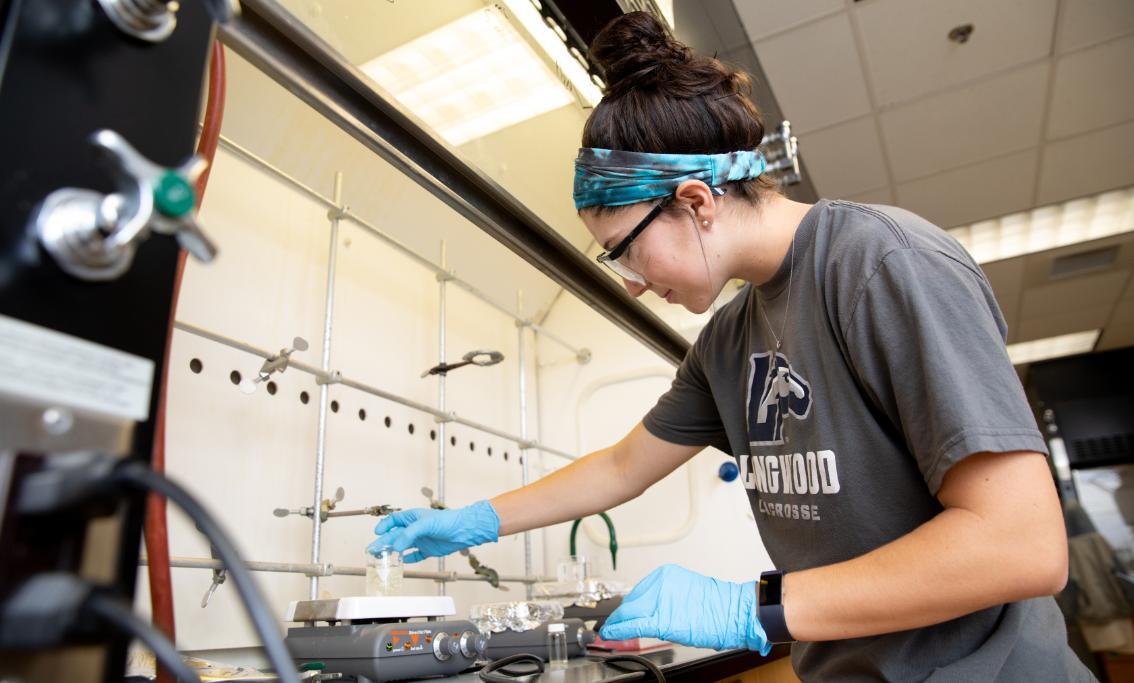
367;500;500;563
600;564;771;655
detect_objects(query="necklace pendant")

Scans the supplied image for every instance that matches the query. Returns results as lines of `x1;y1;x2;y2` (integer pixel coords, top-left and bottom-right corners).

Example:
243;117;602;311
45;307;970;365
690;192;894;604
775;340;782;351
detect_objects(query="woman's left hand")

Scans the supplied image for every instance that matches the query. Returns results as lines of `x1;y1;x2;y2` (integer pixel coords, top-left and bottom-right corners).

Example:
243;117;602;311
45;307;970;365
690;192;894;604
600;564;772;654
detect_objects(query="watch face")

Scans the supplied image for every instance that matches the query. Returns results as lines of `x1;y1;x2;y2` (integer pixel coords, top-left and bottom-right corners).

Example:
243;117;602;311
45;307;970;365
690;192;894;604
760;573;783;605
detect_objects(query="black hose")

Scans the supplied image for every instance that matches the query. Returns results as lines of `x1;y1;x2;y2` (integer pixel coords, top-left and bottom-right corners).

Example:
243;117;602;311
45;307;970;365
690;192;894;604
116;461;300;683
477;653;545;682
589;653;666;682
86;591;202;683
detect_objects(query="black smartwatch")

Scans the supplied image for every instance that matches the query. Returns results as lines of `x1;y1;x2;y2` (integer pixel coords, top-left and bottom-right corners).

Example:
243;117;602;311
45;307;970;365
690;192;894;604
757;570;795;644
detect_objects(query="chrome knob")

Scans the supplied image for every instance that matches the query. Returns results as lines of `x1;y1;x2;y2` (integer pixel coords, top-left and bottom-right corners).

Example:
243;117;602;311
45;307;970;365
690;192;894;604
433;632;453;661
33;129;217;282
459;630;486;659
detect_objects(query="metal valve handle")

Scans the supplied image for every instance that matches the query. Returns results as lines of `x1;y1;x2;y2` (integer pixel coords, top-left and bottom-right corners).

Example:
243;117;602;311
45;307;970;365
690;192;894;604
33;129;218;281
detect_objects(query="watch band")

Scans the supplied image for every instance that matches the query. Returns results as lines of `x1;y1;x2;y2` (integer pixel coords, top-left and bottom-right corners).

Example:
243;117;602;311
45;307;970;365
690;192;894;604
758;570;795;644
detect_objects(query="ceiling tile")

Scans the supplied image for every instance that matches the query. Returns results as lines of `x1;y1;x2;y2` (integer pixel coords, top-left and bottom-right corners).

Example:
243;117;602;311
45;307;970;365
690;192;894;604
845;186;895;205
981;257;1026;342
1057;0;1134;54
895;149;1038;228
799;116;889;198
1020;234;1134;288
676;0;746;52
880;62;1048;181
1047;34;1134;140
1038;120;1134;205
1105;272;1134;325
1018;269;1129;320
737;0;845;43
1098;320;1134;351
854;0;1057;108
753;13;873;134
1015;304;1115;342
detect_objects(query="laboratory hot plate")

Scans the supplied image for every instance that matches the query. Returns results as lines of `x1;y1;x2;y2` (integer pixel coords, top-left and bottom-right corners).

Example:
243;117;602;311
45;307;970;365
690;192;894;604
284;596;487;682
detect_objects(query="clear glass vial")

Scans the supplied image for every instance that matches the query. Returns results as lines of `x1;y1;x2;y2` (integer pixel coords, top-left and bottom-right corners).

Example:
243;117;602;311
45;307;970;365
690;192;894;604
546;622;568;669
365;546;403;596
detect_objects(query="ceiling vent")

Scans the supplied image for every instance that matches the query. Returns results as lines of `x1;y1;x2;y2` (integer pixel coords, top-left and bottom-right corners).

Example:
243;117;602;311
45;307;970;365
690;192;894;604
1050;245;1120;279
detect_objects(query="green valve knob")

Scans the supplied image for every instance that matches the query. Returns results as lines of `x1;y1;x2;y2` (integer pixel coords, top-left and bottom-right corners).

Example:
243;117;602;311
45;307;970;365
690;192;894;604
300;661;326;671
153;171;196;217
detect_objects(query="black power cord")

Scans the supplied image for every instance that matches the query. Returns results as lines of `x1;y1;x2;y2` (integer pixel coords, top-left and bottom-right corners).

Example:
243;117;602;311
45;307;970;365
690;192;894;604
0;574;201;683
588;653;666;682
476;652;666;682
14;453;300;683
86;591;203;683
113;460;300;683
478;654;544;682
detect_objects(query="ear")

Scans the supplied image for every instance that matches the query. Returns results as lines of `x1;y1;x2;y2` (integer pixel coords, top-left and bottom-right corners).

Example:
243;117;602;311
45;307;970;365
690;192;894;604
673;180;718;227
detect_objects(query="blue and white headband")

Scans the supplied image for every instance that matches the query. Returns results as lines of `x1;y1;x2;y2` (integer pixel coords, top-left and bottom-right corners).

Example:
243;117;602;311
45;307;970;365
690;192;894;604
573;147;767;210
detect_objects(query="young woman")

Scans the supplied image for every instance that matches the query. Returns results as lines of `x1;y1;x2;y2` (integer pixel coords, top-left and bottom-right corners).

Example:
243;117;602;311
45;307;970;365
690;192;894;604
370;12;1093;681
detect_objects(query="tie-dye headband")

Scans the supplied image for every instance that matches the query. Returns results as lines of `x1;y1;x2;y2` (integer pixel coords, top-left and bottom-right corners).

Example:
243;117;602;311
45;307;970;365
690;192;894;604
573;147;767;210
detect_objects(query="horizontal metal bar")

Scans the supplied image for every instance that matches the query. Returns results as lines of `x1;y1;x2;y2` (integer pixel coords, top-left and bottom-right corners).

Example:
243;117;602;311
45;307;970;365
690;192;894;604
213;133;587;358
219;0;690;366
142;555;553;584
173;320;578;461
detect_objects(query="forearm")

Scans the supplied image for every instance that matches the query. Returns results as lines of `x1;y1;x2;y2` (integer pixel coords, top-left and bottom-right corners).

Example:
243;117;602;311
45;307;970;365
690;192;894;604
491;445;635;536
782;504;1067;641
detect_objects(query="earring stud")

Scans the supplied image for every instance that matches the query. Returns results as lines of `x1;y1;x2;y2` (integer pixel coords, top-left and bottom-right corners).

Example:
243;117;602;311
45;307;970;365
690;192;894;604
702;220;710;226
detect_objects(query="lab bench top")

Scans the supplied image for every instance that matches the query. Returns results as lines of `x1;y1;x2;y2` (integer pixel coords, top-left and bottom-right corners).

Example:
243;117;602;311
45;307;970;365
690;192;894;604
413;643;792;683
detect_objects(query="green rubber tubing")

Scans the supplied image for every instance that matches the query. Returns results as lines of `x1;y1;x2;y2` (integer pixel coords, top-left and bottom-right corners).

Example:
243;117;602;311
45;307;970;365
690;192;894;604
568;511;618;571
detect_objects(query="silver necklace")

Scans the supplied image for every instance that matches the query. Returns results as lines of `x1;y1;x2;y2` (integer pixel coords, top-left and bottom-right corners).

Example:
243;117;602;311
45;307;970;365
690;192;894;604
760;230;796;351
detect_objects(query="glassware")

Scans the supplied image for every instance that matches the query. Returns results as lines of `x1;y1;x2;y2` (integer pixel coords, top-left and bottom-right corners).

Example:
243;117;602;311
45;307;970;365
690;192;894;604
556;555;590;584
469;600;565;633
532;578;628;608
546;622;568;669
365;546;403;596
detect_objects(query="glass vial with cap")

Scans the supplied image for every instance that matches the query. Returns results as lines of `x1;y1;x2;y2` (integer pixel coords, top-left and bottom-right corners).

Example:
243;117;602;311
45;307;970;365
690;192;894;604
365;546;403;596
546;622;568;669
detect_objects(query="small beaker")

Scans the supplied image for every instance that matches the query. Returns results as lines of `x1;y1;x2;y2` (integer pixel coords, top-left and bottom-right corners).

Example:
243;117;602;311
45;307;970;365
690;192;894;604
365;546;403;596
556;555;589;584
546;622;568;669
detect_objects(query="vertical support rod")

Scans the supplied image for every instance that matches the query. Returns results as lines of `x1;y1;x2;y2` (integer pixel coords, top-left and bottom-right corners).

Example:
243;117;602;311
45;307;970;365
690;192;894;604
310;171;344;599
436;241;448;596
533;328;550;578
517;291;533;599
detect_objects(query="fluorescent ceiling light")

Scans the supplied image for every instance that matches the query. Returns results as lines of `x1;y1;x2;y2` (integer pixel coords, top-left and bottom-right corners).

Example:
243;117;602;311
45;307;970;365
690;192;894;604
1005;330;1100;365
498;0;604;106
360;6;575;146
948;186;1134;264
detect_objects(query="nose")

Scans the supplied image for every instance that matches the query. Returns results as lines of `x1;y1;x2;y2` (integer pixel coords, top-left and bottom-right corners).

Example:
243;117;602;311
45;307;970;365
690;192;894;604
622;278;647;298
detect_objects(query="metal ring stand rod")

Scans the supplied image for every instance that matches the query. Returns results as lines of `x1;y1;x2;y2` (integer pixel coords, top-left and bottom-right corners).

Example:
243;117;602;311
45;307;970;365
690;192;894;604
172;320;578;462
436;241;448;596
517;291;533;599
212;133;587;359
141;555;553;584
308;170;343;599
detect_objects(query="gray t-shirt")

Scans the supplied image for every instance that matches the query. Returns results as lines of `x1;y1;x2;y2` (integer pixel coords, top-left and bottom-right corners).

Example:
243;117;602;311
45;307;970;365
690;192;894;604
643;199;1093;682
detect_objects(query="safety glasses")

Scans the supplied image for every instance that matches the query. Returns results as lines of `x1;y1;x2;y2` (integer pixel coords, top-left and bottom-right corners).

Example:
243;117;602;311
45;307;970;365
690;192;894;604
595;198;670;285
594;187;726;286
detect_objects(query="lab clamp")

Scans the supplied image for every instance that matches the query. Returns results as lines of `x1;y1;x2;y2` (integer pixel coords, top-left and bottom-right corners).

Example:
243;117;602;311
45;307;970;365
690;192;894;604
241;336;311;394
761;120;802;187
32;129;218;281
420;349;505;378
275;487;401;523
421;487;508;590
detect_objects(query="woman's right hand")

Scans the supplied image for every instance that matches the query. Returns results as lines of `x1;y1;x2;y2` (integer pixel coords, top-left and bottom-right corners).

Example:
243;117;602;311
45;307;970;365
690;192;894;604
366;500;501;563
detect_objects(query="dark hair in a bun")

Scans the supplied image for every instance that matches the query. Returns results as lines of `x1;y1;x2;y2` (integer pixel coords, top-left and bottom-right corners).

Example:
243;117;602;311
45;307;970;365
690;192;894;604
582;11;778;211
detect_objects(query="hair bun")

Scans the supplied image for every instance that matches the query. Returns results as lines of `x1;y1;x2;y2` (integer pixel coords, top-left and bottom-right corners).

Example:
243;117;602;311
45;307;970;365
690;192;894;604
589;11;689;96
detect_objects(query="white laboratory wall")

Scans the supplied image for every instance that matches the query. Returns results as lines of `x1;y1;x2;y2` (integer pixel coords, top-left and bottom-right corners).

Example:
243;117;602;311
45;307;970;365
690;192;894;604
133;144;546;650
534;294;774;590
